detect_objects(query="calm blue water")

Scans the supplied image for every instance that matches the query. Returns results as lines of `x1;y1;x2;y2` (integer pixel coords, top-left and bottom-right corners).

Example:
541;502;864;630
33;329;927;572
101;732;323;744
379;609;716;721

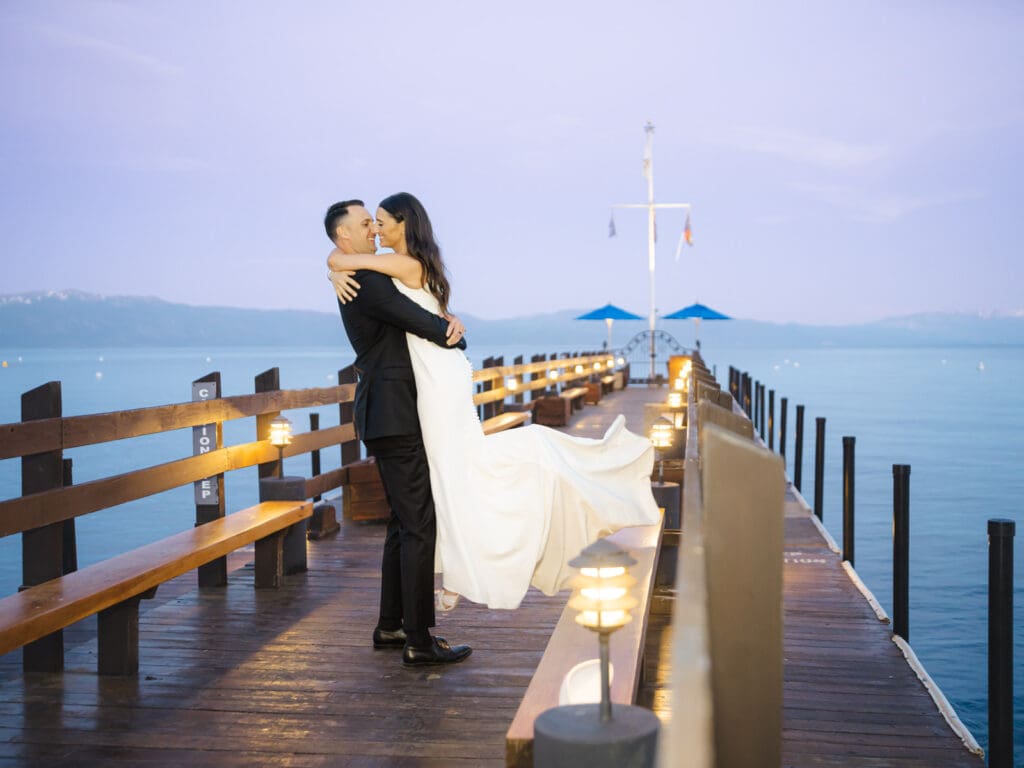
1;344;1022;760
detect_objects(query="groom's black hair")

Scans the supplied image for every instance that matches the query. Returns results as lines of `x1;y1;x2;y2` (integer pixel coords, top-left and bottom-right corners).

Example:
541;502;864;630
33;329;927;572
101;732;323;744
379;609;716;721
324;199;365;243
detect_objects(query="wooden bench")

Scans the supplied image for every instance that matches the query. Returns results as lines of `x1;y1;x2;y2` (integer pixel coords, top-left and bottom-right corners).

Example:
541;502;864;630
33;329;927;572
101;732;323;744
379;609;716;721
584;381;602;405
559;386;588;412
482;410;531;435
533;396;572;427
505;521;664;767
0;500;312;676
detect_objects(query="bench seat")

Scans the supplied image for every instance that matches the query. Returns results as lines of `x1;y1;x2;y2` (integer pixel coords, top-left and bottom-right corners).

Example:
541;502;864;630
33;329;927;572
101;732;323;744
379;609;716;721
0;500;312;675
505;520;664;767
482;411;531;435
559;386;588;412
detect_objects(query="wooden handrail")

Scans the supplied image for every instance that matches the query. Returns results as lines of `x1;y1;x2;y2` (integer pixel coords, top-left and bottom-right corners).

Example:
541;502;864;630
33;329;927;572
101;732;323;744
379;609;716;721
0;385;356;460
1;353;621;538
0;424;353;537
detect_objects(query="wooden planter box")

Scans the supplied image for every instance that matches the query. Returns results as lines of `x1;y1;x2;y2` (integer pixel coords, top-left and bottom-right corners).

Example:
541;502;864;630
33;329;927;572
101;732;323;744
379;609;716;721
341;458;390;522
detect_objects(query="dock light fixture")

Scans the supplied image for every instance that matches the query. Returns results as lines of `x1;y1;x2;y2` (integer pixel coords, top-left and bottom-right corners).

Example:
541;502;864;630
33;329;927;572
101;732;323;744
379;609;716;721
649;418;673;484
268;416;293;478
594;361;603;371
506;376;518;391
575;364;585;374
567;538;638;723
667;391;684;409
606;357;615;368
617;357;625;367
548;368;561;381
673;376;686;392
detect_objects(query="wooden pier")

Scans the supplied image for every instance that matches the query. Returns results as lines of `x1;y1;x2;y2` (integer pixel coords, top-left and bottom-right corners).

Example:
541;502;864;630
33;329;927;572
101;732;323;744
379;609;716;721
0;356;985;766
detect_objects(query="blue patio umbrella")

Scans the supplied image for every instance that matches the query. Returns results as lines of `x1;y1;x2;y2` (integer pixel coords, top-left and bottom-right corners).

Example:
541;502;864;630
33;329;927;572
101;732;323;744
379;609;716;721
575;303;644;350
663;302;731;345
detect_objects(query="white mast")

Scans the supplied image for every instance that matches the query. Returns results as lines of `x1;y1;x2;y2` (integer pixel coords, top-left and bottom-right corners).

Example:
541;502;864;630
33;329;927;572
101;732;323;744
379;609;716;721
612;121;691;382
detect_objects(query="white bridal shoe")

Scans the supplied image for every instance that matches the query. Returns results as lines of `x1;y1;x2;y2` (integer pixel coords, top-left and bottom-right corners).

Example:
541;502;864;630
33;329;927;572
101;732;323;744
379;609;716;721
434;589;461;612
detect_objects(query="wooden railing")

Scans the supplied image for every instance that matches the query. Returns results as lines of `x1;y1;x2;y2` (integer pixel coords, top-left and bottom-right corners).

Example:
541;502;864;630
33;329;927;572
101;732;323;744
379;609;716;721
1;351;622;582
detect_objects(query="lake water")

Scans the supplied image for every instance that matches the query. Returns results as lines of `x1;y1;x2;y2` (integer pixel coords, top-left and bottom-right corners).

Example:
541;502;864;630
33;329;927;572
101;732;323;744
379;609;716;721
1;343;1022;760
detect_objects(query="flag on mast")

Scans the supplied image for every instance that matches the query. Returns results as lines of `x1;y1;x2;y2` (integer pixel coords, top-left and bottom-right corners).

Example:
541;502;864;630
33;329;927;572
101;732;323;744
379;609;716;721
674;212;694;262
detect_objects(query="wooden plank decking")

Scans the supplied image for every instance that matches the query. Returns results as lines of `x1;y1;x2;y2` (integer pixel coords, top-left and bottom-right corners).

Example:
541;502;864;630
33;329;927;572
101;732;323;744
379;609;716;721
0;384;983;766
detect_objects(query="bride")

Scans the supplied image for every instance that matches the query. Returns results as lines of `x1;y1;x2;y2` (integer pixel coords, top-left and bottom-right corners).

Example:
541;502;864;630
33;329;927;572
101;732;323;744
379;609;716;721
328;192;660;610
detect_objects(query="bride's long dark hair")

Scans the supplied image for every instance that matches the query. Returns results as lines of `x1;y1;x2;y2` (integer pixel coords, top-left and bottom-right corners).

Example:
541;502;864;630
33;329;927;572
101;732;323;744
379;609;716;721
379;192;452;315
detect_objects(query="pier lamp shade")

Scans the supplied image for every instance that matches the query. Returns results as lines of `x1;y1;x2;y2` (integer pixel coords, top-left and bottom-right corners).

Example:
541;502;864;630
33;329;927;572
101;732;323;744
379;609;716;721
673;376;686;392
594;361;603;371
506;376;518;391
617;357;625;367
268;416;293;477
548;369;559;381
575;364;585;374
568;539;639;632
667;391;684;409
649;418;674;451
268;416;293;448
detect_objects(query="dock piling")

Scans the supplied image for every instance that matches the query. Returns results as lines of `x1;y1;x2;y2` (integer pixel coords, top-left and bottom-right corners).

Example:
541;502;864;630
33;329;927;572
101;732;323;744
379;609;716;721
841;436;855;565
893;464;910;641
768;390;775;451
794;405;805;492
813;417;825;521
988;518;1015;768
779;397;788;462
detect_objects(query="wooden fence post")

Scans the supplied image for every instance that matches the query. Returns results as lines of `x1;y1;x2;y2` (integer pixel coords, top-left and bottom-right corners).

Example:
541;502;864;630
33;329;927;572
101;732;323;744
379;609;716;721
193;371;226;587
21;381;64;672
255;368;281;479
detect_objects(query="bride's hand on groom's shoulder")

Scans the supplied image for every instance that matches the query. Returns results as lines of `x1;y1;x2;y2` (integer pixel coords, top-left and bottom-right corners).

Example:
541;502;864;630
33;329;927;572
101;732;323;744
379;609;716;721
329;269;360;304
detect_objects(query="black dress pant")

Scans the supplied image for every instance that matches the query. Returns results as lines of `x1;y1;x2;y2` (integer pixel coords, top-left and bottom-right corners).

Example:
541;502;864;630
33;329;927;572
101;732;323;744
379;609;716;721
364;433;436;647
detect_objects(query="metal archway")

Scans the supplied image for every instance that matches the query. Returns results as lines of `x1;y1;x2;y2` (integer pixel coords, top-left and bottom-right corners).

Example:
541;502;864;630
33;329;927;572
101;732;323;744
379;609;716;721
616;330;692;383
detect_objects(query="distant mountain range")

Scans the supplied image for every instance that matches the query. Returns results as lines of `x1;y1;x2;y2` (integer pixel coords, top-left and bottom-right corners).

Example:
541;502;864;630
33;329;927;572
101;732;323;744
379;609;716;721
2;290;1023;349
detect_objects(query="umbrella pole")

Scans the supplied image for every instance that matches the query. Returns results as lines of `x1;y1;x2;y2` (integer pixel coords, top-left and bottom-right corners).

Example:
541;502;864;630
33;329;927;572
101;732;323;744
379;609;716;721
606;318;613;351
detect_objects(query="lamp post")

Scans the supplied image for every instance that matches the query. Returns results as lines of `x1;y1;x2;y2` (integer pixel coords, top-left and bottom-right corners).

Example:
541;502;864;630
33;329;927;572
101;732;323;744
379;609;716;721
533;539;660;768
259;414;306;579
649;418;673;485
268;416;293;478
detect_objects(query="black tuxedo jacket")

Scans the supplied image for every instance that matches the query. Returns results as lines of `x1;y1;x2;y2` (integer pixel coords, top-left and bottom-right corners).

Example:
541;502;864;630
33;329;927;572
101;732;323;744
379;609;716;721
338;270;466;441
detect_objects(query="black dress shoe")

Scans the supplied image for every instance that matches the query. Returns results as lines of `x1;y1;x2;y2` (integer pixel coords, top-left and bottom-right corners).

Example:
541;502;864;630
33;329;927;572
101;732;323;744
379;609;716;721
372;626;407;649
402;636;472;667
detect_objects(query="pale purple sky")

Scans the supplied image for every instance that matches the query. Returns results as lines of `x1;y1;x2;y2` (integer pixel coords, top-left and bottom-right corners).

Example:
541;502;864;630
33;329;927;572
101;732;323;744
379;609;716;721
1;1;1021;324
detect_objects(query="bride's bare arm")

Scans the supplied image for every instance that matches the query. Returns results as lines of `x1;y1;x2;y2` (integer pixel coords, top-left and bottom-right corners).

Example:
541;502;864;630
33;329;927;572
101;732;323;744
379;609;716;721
326;248;422;287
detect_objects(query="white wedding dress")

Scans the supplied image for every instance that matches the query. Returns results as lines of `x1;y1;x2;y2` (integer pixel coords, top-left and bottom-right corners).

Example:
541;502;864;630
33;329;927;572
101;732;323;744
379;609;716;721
395;280;661;610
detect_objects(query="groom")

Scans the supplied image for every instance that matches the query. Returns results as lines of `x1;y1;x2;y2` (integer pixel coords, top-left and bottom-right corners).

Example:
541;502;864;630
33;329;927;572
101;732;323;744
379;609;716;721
324;199;472;667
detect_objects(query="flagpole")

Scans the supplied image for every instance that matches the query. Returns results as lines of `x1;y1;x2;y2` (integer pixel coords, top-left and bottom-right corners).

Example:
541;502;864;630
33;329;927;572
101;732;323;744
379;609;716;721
644;122;656;382
611;123;693;383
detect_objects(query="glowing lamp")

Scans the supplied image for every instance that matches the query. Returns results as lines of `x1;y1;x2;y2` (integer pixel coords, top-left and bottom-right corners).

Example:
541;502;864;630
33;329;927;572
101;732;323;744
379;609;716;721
548;369;559;381
506;376;518;391
575;364;584;374
673;376;686;392
567;538;638;723
268;416;293;477
617;357;625;366
667;391;684;409
594;361;603;370
649;418;673;484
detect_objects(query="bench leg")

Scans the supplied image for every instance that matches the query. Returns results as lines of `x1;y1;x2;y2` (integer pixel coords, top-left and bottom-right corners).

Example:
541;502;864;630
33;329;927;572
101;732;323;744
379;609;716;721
255;532;285;588
23;632;63;674
98;587;157;676
283;519;308;574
